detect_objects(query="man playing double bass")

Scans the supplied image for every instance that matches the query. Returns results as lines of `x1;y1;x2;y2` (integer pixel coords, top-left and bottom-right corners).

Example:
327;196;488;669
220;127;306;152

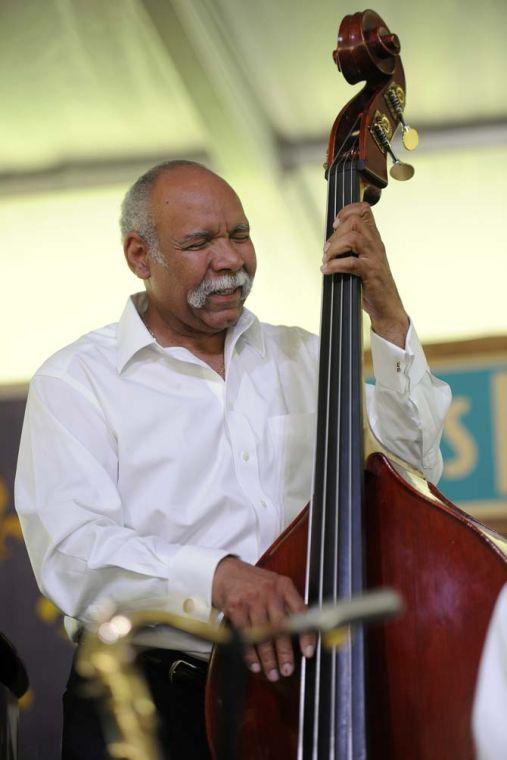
15;160;451;758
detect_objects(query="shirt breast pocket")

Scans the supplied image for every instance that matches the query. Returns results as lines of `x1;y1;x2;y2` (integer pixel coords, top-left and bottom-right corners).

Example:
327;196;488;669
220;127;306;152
267;411;316;527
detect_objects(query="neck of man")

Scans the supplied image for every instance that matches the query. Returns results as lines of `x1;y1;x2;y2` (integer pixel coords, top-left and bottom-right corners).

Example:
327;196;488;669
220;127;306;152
142;302;227;359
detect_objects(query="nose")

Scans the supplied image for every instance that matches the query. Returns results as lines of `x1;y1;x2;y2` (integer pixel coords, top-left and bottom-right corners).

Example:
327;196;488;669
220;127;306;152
210;238;243;272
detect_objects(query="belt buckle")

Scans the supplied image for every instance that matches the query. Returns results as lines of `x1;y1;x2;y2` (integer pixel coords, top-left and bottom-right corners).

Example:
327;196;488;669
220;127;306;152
168;658;199;684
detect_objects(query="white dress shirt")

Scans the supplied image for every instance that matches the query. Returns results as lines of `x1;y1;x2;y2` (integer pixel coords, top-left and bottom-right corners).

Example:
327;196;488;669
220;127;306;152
15;293;451;655
473;584;507;759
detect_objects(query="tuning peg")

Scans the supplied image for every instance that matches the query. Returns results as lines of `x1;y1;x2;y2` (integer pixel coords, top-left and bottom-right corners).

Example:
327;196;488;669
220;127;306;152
386;86;419;151
401;126;419;151
390;158;415;181
387;143;414;181
372;120;415;181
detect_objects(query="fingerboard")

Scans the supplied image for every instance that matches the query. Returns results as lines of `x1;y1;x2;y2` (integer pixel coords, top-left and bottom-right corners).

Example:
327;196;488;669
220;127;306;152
298;145;367;759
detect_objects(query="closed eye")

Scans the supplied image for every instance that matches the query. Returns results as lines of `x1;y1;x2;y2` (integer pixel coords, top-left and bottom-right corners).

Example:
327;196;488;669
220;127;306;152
183;242;208;250
181;237;210;250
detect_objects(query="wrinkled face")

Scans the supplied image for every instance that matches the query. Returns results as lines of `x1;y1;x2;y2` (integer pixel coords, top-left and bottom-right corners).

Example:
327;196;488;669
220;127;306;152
143;167;256;335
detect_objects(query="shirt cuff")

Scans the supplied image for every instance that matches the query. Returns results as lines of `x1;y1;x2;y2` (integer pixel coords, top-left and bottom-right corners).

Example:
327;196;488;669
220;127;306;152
370;320;429;394
165;545;231;620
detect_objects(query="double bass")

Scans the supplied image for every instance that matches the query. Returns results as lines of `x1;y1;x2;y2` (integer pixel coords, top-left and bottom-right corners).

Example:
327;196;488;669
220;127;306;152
206;10;507;758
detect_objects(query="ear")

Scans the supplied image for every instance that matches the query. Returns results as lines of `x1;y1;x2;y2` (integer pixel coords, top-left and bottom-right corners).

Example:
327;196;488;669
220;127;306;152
124;233;151;280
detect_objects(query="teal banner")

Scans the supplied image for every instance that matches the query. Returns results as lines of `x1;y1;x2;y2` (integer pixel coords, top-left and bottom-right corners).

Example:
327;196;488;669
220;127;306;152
437;362;507;510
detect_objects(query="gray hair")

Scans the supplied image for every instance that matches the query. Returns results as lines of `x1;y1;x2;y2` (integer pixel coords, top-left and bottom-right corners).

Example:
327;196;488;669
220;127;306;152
119;159;210;253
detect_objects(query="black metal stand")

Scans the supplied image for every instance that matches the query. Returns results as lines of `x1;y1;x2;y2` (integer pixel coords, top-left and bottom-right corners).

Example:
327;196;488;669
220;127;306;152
217;627;246;760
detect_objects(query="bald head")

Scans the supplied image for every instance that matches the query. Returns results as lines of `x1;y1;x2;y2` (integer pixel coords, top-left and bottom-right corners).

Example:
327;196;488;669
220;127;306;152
119;159;220;251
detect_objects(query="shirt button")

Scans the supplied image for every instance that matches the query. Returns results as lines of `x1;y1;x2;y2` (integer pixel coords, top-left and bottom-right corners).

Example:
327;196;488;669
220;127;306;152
183;598;195;614
260;499;268;508
241;451;250;462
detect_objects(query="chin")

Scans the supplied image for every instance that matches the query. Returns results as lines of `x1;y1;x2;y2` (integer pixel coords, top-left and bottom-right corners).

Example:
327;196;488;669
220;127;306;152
204;306;243;330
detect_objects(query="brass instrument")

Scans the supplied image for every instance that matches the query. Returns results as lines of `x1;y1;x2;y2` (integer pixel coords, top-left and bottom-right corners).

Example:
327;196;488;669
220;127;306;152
76;590;401;760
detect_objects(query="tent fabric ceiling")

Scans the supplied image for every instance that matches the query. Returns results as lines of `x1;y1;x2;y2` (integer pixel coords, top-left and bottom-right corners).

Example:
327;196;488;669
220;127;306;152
0;0;506;384
1;0;506;176
214;0;507;134
0;0;204;171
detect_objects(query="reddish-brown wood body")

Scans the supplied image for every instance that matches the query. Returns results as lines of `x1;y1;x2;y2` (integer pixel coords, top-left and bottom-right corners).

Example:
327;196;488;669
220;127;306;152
206;453;507;758
205;506;308;758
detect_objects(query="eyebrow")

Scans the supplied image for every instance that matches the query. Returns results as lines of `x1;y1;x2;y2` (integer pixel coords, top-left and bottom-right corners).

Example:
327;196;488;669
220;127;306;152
180;231;211;244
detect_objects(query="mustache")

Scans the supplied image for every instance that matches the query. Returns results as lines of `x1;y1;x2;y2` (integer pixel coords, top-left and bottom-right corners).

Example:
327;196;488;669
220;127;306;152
187;270;253;308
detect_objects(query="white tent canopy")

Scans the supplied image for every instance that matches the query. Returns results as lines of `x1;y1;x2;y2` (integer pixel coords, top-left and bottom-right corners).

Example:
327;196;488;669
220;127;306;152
1;0;506;383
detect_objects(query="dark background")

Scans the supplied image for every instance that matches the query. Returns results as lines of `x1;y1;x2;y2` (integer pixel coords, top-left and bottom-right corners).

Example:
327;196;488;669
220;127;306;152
0;396;73;760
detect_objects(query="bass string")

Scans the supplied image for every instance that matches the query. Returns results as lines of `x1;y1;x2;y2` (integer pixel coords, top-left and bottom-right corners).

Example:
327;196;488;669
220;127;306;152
329;144;354;759
343;141;367;760
327;142;360;757
331;142;358;758
346;143;356;757
325;150;341;758
328;143;348;757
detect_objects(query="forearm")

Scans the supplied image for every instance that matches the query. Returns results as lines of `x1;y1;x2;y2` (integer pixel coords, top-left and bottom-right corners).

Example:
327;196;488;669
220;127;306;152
370;309;410;350
366;322;451;483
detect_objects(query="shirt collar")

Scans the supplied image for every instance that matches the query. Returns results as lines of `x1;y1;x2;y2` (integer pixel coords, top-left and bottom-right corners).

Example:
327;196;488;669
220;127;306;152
116;293;154;373
225;307;265;358
116;293;265;374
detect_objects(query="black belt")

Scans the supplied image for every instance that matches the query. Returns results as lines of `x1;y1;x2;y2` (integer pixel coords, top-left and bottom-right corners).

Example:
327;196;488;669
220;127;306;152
136;648;209;686
73;629;208;686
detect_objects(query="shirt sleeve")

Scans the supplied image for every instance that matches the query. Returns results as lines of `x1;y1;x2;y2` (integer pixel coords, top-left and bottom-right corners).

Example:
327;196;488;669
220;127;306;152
365;321;451;484
14;374;229;625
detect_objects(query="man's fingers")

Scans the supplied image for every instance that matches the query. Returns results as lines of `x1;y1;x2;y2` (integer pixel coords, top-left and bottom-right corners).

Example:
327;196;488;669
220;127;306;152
322;239;364;276
249;606;280;682
227;606;261;674
330;214;376;247
244;644;262;674
334;201;377;228
280;576;305;613
299;631;317;659
274;635;295;677
255;640;280;682
323;230;369;263
267;596;295;678
321;255;361;277
280;579;317;661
